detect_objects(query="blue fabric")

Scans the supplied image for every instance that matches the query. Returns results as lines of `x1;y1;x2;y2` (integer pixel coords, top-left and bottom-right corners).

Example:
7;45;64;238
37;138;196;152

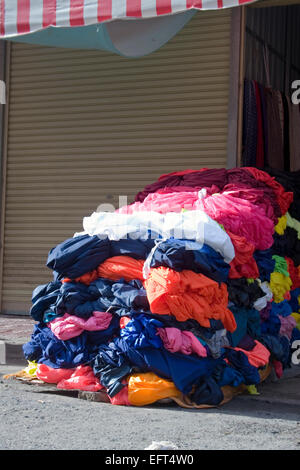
46;234;155;281
92;342;132;397
213;362;245;387
92;314;225;398
23;321;119;369
189;377;224;406
148;239;230;283
260;310;281;337
270;300;292;318
119;314;163;350
224;348;261;385
30;281;61;322
259;334;290;367
253;249;275;282
40;278;150;322
289;288;300;312
47;234;111;280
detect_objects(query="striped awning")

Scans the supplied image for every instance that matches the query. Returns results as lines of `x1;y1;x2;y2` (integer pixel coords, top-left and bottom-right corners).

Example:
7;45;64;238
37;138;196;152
0;0;257;38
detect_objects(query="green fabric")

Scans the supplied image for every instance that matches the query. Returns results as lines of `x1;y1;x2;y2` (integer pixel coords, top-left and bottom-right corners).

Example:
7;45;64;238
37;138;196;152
272;255;289;277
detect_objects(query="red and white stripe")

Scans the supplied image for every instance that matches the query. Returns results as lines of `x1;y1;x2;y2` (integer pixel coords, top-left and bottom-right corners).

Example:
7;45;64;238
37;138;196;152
0;0;257;37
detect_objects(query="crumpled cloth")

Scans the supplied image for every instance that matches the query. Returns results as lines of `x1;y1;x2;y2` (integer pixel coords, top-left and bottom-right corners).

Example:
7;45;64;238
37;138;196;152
157;327;207;357
144;266;236;332
195;192;275;250
228;231;259;279
81;210;235;264
57;365;104;392
269;271;292;303
47;311;114;340
229;340;270;368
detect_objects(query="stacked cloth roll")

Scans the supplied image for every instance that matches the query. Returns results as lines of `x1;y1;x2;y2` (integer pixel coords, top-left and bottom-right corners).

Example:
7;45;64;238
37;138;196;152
22;167;300;407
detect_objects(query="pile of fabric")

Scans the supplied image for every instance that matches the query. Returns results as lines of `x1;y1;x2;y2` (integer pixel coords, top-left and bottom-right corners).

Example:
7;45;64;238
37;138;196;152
21;167;300;408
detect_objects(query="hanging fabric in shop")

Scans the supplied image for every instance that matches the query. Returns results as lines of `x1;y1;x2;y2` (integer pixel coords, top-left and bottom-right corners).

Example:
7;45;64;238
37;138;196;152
242;79;300;171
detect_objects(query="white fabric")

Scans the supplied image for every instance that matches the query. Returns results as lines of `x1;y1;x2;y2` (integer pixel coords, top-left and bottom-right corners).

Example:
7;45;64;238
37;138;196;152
80;210;235;263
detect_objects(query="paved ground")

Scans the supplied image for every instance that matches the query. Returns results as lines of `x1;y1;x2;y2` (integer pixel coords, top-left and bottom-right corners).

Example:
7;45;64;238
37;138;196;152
0;314;300;451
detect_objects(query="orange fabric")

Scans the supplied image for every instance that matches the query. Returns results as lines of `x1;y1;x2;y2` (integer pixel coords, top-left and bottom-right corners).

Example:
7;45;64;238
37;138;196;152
96;256;144;282
229;340;270;368
144;266;236;332
127;372;181;406
63;256;144;284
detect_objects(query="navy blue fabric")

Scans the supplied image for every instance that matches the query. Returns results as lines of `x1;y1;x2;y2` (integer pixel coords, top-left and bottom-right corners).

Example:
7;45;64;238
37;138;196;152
92;314;225;398
253;249;275;282
189;376;224;406
110;237;155;259
23;321;118;369
30;281;61;322
92;342;133;397
42;278;150;322
289;288;300;312
47;233;156;281
259;334;290;367
212;362;245;387
47;234;111;280
148;239;230;283
224;348;261;385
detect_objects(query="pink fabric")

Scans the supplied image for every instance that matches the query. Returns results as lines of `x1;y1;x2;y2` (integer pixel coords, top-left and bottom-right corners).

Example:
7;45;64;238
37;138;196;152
279;315;297;339
195;193;275;250
117;190;200;214
47;311;113;340
57;365;104;392
231;340;270;368
36;363;75;384
157;327;207;357
273;360;283;379
220;186;277;223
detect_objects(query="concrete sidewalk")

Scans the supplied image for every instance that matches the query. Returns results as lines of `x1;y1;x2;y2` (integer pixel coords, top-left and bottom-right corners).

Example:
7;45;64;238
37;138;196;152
0;313;299;408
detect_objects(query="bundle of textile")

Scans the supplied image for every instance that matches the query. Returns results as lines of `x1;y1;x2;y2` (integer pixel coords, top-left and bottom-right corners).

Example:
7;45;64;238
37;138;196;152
21;167;300;408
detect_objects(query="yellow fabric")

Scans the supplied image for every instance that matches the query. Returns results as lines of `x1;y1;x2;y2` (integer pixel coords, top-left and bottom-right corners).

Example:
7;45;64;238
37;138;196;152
23;361;38;377
246;385;260;395
275;215;287;235
128;372;181;406
292;312;300;330
286;212;300;239
269;271;292;303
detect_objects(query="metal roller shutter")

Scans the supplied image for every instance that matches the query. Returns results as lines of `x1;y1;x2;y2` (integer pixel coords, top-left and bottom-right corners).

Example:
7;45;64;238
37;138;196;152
1;9;232;314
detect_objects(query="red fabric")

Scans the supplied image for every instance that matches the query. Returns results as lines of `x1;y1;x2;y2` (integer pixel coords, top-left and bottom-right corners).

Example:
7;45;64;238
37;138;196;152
36;364;75;384
158;168;208;181
228;231;259;279
109;381;131;406
285;257;300;288
245;167;293;215
120;317;131;329
57;365;104;392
